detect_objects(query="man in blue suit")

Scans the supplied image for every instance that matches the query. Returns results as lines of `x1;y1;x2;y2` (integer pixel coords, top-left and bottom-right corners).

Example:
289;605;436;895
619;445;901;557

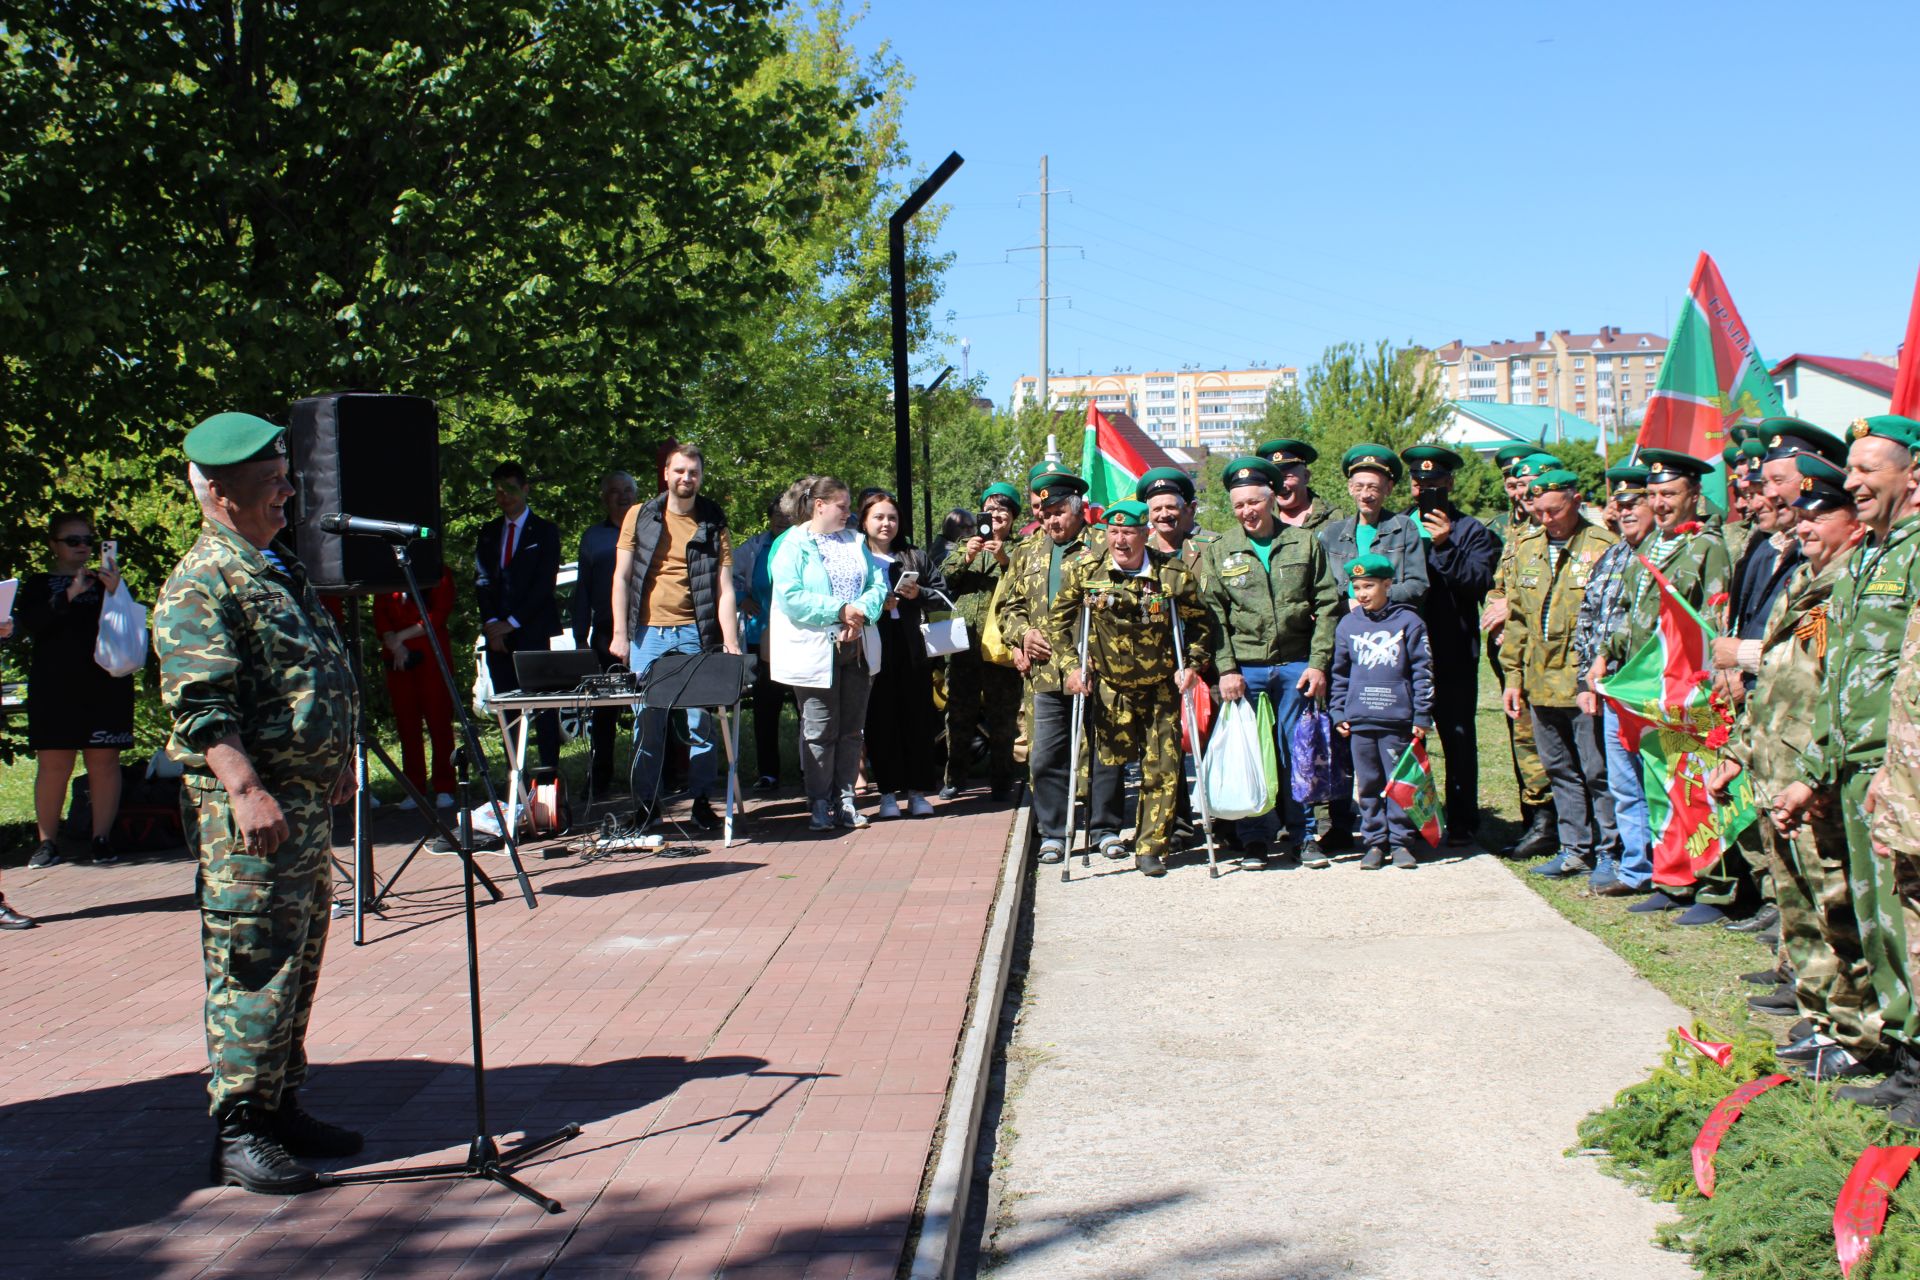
475;460;562;769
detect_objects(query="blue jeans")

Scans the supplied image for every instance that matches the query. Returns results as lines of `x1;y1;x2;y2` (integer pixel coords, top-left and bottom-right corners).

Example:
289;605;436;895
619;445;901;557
629;625;716;805
1230;662;1311;846
1604;705;1651;886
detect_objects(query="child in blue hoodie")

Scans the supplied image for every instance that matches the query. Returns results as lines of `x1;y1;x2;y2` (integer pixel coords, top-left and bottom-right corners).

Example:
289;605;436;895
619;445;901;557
1331;554;1435;869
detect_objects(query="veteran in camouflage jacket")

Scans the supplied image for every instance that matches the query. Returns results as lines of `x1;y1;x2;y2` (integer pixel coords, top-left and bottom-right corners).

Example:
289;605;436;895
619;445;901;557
155;440;358;1120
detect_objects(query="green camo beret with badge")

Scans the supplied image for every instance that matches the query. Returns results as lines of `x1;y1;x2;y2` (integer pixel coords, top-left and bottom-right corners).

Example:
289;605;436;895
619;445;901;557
184;412;287;467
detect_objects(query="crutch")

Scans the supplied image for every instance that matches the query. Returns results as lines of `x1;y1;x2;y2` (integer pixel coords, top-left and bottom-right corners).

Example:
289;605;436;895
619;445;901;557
1061;603;1091;883
1170;605;1220;878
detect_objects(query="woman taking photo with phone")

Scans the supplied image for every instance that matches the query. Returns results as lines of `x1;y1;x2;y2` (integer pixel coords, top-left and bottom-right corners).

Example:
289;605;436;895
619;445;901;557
15;512;137;870
859;490;948;818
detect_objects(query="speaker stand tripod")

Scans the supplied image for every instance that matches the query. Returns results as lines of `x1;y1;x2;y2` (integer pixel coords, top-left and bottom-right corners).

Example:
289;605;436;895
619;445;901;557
327;537;576;1211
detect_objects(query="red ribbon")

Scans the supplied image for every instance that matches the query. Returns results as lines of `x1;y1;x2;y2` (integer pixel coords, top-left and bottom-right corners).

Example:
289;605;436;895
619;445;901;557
1675;1025;1733;1068
1692;1074;1793;1197
1836;1146;1920;1277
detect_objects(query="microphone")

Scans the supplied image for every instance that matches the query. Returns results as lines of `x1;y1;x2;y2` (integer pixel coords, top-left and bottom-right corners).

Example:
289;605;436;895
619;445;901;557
318;512;434;541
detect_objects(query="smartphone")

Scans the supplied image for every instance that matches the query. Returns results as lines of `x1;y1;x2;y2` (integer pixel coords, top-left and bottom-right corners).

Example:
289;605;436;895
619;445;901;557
1416;491;1445;517
975;512;995;540
895;569;920;593
100;540;118;574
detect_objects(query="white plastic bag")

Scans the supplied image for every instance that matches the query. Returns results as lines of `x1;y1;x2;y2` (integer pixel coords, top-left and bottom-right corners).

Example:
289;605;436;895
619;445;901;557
918;588;970;657
94;583;149;678
1200;696;1269;820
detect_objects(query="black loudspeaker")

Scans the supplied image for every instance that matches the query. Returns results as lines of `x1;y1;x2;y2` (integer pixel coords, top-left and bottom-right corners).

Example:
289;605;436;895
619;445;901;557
287;393;444;594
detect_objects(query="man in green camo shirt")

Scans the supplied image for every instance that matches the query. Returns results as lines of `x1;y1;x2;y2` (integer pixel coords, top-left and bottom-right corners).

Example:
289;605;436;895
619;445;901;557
940;482;1024;797
1778;415;1920;1116
154;412;363;1195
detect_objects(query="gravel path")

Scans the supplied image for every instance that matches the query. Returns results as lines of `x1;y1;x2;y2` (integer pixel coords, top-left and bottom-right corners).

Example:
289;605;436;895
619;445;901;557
980;846;1697;1279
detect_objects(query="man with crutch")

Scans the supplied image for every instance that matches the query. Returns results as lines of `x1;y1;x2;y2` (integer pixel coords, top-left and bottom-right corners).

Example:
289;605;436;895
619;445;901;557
1045;501;1215;878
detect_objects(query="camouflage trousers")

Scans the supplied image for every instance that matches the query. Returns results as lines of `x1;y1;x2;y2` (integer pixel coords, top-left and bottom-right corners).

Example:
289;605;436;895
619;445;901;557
1090;680;1181;861
945;645;1023;792
1693;819;1773;910
1489;643;1550;808
1842;772;1918;1048
186;777;334;1116
1764;804;1881;1055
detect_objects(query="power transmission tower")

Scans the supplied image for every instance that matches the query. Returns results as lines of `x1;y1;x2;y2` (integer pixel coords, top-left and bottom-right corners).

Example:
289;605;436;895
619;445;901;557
1009;155;1073;416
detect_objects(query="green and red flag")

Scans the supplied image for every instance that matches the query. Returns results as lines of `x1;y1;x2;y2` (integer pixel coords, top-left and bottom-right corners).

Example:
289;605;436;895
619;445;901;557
1079;402;1150;518
1383;737;1444;847
1597;556;1758;886
1894;264;1920;419
1637;252;1784;514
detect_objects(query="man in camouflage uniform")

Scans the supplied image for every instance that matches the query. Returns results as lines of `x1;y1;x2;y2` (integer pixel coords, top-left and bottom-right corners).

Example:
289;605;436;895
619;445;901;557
153;413;362;1195
1713;453;1884;1081
1500;468;1618;880
1138;466;1215;570
1589;448;1733;922
997;467;1115;864
1487;452;1563;859
1778;415;1920;1112
1194;456;1339;869
1869;557;1920;1125
1046;500;1214;877
940;481;1024;798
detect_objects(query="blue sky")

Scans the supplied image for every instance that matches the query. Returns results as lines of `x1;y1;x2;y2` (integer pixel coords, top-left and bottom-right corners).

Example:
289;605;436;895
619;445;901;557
864;0;1919;404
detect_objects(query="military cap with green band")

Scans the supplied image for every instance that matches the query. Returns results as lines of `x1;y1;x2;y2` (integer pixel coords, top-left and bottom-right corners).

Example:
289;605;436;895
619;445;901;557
1029;467;1088;504
1222;456;1283;491
184;412;288;467
1792;454;1851;512
1848;414;1920;452
1493;442;1535;473
1637;448;1714;482
1135;466;1195;503
1509;452;1561;481
981;481;1020;506
1604;463;1651;495
1255;437;1318;466
1101;499;1151;528
1401;444;1462;478
1341;443;1402;481
1759;417;1848;467
1346;553;1396;581
1527;468;1582;497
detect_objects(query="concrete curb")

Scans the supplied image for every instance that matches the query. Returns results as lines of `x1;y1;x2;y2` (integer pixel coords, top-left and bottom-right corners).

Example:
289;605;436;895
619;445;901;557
906;801;1032;1280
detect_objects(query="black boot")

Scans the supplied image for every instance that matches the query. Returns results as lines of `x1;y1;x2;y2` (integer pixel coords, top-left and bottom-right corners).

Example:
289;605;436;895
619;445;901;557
272;1089;363;1158
1839;1044;1920;1111
0;895;35;930
1504;805;1557;860
211;1102;322;1194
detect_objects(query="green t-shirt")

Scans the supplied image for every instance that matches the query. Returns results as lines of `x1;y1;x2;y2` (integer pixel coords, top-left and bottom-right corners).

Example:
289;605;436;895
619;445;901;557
1347;520;1380;597
1047;539;1068;601
1248;532;1275;571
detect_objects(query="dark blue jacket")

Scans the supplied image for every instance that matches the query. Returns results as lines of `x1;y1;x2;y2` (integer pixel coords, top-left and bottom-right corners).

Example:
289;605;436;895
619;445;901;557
1420;505;1500;663
1331;602;1434;729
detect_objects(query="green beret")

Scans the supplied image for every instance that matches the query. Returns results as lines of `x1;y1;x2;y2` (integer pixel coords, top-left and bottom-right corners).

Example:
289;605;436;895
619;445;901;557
1030;469;1088;504
1135;466;1194;503
1604;464;1651;495
1848;415;1920;452
1401;445;1462;478
1222;456;1282;491
1346;553;1395;581
1510;453;1561;480
1638;448;1713;482
1493;442;1535;471
1341;443;1402;481
1102;499;1150;528
1527;468;1581;497
1255;437;1318;466
981;482;1020;507
184;412;287;467
1759;417;1847;467
1792;453;1852;512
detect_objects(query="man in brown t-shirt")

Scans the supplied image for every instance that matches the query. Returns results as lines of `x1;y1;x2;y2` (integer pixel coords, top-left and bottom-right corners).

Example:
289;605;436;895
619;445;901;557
610;445;741;828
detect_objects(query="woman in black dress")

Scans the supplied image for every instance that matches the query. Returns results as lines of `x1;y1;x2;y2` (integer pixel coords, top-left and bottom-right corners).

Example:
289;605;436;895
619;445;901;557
858;491;949;819
16;513;136;868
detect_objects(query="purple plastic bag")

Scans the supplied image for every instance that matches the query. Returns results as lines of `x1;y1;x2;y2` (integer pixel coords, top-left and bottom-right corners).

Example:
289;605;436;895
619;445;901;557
1291;704;1334;805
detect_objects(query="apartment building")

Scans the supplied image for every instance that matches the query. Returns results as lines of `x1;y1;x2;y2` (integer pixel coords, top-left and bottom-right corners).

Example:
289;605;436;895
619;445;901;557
1422;326;1668;430
1009;365;1299;449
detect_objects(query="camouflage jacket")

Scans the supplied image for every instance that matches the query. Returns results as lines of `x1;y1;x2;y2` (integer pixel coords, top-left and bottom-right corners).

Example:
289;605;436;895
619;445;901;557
995;522;1106;695
1604;524;1731;668
1486;508;1532;602
154;520;358;791
940;534;1022;631
1727;557;1840;794
1154;525;1220;575
1043;546;1214;695
1277;494;1338;535
1319;509;1431;607
1192;521;1338;675
1801;514;1920;787
1500;522;1618;707
1871;598;1920;854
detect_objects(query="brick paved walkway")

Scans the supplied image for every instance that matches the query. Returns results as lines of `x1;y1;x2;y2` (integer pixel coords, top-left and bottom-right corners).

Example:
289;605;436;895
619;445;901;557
0;790;1016;1279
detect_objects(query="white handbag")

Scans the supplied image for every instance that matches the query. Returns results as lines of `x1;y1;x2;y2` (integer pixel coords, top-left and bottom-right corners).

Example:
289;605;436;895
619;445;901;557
918;588;970;658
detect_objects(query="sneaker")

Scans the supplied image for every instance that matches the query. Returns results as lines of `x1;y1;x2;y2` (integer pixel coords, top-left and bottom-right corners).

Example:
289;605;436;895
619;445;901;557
1300;840;1330;870
435;793;456;810
938;785;960;801
89;836;122;866
1359;847;1386;871
837;802;869;830
908;793;935;817
808;799;836;832
1238;842;1268;872
28;841;60;869
1099;835;1128;861
877;794;901;819
397;795;419;812
1391;846;1417;870
1675;903;1729;927
1626;891;1683;913
1588;854;1619;889
1037;839;1066;865
753;775;780;793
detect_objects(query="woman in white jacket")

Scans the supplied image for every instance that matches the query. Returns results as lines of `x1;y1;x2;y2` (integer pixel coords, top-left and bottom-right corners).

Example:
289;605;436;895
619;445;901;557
769;476;889;830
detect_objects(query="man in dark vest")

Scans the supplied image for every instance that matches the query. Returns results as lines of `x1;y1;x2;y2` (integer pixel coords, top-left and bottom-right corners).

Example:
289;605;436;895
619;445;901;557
610;444;742;829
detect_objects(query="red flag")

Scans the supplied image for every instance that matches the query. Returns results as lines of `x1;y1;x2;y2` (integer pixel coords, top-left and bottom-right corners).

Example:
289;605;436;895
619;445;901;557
1895;264;1920;419
1835;1145;1920;1278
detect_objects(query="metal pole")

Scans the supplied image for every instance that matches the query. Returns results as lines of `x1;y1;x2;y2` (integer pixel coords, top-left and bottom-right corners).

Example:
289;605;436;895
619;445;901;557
921;365;954;543
890;150;965;545
1038;154;1049;422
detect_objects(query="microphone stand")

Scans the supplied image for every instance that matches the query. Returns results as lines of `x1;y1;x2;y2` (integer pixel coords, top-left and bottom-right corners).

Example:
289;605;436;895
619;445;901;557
328;534;575;1211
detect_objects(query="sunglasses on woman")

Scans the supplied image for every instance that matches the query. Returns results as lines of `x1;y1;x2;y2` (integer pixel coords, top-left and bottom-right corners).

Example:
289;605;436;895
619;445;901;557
56;534;97;547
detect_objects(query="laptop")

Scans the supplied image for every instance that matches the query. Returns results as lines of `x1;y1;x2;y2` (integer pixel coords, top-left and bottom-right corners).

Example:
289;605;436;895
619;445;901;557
511;648;602;693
